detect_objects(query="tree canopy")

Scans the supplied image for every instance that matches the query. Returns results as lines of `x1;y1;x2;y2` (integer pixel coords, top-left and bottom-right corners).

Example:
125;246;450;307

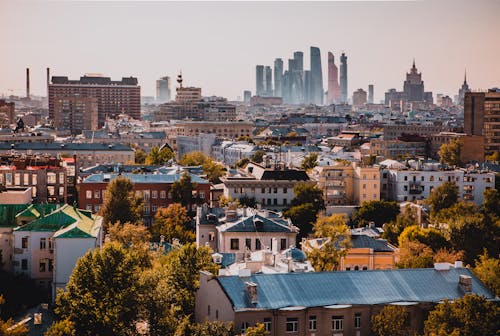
438;139;462;167
251;150;265;164
427;182;458;217
352;200;400;227
171;172;195;208
179;151;224;183
473;250;500;296
100;176;142;227
382;205;419;246
145;145;174;165
371;305;410;336
151;203;194;243
301;153;318;171
0;296;28;336
303;214;351;271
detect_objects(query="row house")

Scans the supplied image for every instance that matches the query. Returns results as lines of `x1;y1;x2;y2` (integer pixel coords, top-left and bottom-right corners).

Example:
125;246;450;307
79;172;211;226
221;162;309;211
196;264;494;335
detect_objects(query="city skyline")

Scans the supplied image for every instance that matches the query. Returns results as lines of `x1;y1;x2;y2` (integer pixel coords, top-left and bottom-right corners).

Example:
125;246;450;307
1;0;499;102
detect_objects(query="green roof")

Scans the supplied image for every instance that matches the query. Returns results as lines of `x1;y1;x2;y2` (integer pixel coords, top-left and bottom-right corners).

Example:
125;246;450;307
0;204;60;228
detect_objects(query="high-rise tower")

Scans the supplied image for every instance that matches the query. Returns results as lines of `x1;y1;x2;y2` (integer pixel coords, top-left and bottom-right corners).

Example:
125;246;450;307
265;66;273;96
274;58;283;98
310;47;323;105
458;70;470;105
327;52;341;104
368;84;374;104
340;53;348;103
156;76;171;103
256;65;265;96
403;60;425;101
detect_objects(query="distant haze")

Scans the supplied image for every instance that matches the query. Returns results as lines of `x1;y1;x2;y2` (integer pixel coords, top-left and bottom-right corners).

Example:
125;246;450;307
1;0;499;102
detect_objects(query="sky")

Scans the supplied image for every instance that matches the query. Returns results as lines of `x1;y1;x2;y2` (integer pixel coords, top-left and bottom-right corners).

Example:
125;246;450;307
1;0;499;102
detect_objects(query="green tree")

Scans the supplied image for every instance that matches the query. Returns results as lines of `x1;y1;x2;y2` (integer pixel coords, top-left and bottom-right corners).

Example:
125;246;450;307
485;150;500;162
107;222;152;267
382;206;418;246
239;195;257;208
134;148;146;164
371;305;410;336
352;200;400;227
396;240;434;269
304;214;351;271
0;296;28;336
171;172;195;208
145;145;174;165
55;243;144;336
245;323;268;336
424;295;499;336
473;250;500;296
179;151;224;183
100;176;142;227
432;200;477;224
44;319;76;336
398;225;449;252
482;188;500;218
438;139;462;167
179;151;208;166
427;182;458;217
251;150;265;164
290;182;325;211
184;320;234;336
301;153;318;171
151;203;194;243
235;157;250;168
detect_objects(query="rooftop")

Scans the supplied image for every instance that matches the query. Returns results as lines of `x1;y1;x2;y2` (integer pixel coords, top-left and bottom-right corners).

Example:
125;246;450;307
82;172;209;184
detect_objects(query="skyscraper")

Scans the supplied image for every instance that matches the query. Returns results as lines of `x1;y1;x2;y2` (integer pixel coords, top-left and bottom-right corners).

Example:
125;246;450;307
243;90;251;104
156;76;171;103
265;66;273;96
274;58;283;97
291;52;304;104
458;70;470;105
352;88;367;108
368;84;374;104
340;53;348;103
327;52;341;105
310;46;324;105
256;65;265;96
303;70;312;104
403;60;425;101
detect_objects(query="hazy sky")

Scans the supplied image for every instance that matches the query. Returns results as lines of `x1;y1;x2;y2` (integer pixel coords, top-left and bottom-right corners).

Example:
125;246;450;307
1;0;499;102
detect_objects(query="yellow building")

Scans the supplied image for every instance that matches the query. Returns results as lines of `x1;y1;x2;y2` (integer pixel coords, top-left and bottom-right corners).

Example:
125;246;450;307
313;162;380;206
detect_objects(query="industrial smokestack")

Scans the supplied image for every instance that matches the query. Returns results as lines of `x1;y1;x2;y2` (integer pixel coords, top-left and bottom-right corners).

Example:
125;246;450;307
26;68;30;99
46;67;50;97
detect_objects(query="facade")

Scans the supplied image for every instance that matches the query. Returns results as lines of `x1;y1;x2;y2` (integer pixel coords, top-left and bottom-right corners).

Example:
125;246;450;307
52;96;98;134
383;124;449;141
327;52;340;105
0;99;15;125
249;96;283;106
78;171;210;226
172;121;253;139
310;46;323;105
196;264;494;335
313;163;380;206
273;59;283;98
352;89;367;108
12;204;102;294
243;90;252;104
212;141;256;167
464;89;500;156
370;139;427;159
381;159;495;204
221;162;310;211
176;133;217;160
155;93;236;121
48;75;140;127
156;76;171;103
196;205;298;258
339;53;348;103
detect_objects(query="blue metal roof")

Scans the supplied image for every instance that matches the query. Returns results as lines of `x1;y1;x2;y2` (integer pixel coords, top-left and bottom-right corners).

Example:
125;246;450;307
217;268;494;310
223;215;293;233
82;172;209;184
0;142;132;151
351;235;395;252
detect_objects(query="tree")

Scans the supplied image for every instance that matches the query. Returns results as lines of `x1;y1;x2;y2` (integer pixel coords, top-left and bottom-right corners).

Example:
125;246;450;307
145;145;174;165
134;148;147;164
251;150;265;164
382;206;418;246
397;225;449;252
290;182;325;211
239;195;257;208
179;152;224;183
151;203;194;243
179;151;209;166
427;182;458;217
108;222;151;247
432;200;477;224
396;240;434;269
473;250;500;296
171;172;195;208
235;157;250;168
55;243;144;336
438;139;462;167
303;214;351;271
0;296;28;336
485;150;500;162
100;176;142;227
185;320;234;336
352;200;400;227
301;153;318;171
45;319;76;336
424;295;499;336
371;305;410;336
433;248;465;264
482;188;500;218
245;323;268;336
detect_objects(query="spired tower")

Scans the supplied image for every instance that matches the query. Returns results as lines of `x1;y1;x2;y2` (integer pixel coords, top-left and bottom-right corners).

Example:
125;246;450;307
458;70;470;105
403;59;425;102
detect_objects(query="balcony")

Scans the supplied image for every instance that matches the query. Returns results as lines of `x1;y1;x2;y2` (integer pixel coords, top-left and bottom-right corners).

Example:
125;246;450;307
409;182;422;195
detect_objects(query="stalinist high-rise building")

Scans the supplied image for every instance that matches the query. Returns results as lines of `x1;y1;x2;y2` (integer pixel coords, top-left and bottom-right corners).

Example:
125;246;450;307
458;71;470;105
340;53;348;103
327;52;341;104
403;60;425;101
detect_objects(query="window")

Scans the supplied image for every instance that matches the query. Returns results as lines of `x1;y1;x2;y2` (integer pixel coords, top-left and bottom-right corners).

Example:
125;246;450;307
48;259;53;272
363;184;366;189
354;313;361;329
404;176;408;181
208;305;211;316
283;187;288;194
152;190;158;199
255;238;261;250
143;190;150;201
281;238;287;250
94;190;100;199
160;190;166;199
23;173;30;186
59;187;65;196
286;318;298;332
421;176;425;181
14;173;20;185
86;190;92;199
234;188;239;194
241;322;249;333
32;173;37;185
332;316;344;331
215;310;219;319
22;237;28;249
245;238;251;249
200;191;205;200
230;239;239;250
263;318;271;332
430;175;434;181
86;205;93;211
273;198;278;205
309;316;317;331
143;205;150;215
261;188;265;194
48;186;55;196
39;261;46;272
267;198;271;205
40;238;46;249
152;204;158;213
47;173;56;184
362;266;368;270
59;173;65;184
273;187;278;193
283;198;288;205
21;259;28;270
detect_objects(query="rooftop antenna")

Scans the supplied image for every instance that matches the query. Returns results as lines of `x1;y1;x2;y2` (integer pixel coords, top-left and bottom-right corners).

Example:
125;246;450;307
177;71;183;88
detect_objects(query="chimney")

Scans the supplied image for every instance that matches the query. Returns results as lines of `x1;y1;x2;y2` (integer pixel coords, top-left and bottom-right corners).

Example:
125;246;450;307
458;275;472;293
245;281;258;304
26;68;30;99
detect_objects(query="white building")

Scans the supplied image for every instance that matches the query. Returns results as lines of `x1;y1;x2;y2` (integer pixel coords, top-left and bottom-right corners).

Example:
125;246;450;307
212;141;256;167
176;133;217;160
381;159;495;204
